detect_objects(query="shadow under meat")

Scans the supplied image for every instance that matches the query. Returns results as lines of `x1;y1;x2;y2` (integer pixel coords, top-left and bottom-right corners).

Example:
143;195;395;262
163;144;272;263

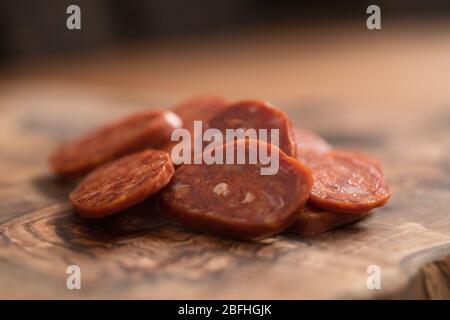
54;197;174;243
31;174;79;201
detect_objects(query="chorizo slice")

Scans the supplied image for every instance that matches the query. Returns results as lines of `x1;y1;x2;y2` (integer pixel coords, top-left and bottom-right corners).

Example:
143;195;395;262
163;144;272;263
287;206;368;236
69;149;174;218
294;128;331;153
172;95;228;132
208;100;297;157
160;139;313;239
164;96;228;165
298;149;390;214
49;110;181;177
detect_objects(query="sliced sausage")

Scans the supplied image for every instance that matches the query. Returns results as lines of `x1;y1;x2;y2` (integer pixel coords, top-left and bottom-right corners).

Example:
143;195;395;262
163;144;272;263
160;139;313;239
49;110;181;177
287;206;369;236
164;96;228;165
69;149;174;218
208;100;297;157
294;128;331;153
172;95;228;132
298;149;390;214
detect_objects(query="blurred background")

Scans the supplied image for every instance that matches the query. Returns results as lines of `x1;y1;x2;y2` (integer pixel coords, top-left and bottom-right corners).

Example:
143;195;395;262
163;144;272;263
1;1;450;61
0;0;449;106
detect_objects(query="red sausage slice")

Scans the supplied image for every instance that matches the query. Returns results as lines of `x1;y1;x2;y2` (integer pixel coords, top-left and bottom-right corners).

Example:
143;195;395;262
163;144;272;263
69;149;174;218
172;95;228;132
49;110;181;177
208;100;297;157
163;96;228;165
287;206;368;236
298;149;390;214
294;128;331;153
160;139;313;239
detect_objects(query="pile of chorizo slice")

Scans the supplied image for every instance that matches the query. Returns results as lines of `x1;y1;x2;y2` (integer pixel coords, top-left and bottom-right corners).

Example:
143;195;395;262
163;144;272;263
208;99;297;157
288;206;369;237
69;149;175;218
50;96;391;239
161;95;229;165
297;149;389;214
160;139;312;239
49;110;181;177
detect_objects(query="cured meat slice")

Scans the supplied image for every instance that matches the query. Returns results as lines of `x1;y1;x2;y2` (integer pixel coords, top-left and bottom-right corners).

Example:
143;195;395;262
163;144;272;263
69;149;174;218
287;206;369;236
160;139;313;239
298;149;390;214
294;128;331;153
164;96;228;165
49;110;181;177
208;100;297;157
172;95;228;132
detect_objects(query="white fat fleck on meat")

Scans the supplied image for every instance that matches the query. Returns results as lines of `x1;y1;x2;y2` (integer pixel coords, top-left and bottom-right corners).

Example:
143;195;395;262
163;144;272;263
343;185;367;196
241;192;256;204
213;182;230;196
262;191;285;210
173;183;190;199
249;106;258;113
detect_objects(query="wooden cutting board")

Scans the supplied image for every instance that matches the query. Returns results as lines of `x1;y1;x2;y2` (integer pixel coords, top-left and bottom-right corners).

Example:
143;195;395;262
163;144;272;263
0;83;449;299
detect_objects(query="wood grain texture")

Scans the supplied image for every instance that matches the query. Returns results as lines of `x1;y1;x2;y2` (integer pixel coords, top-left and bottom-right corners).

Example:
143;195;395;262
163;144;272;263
0;25;449;299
